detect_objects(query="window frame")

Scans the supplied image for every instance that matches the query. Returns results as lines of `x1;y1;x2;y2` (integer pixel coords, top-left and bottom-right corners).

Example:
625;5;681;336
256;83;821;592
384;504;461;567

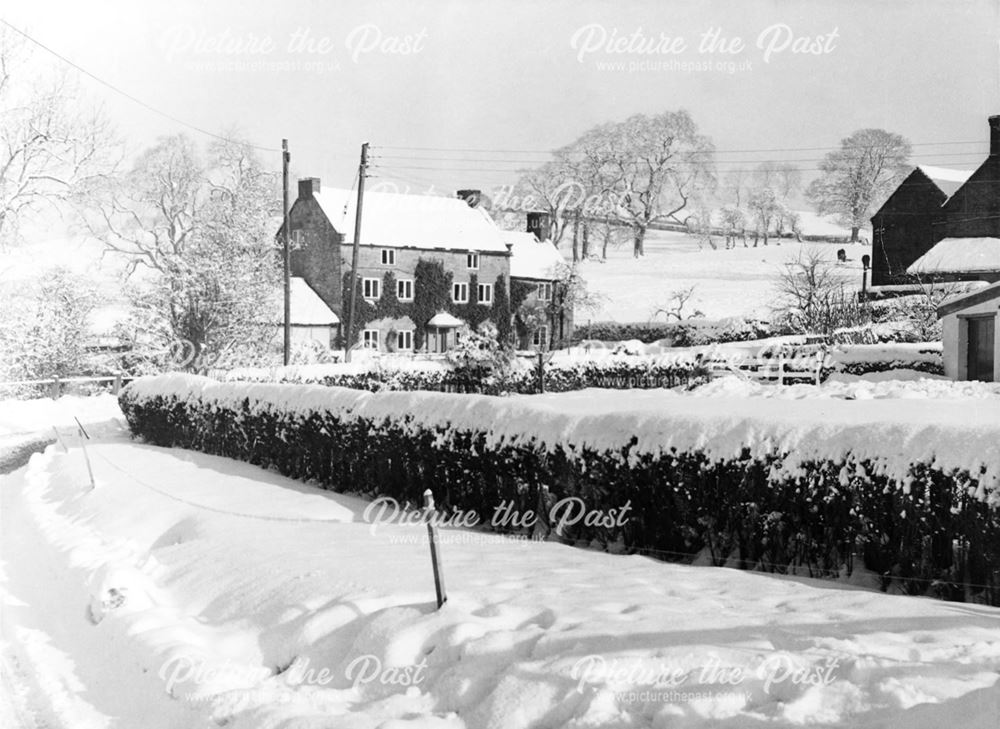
532;325;549;350
467;252;480;270
396;329;414;351
361;328;380;349
477;282;493;305
396;278;414;302
537;282;552;302
381;249;396;265
452;282;469;304
362;277;381;300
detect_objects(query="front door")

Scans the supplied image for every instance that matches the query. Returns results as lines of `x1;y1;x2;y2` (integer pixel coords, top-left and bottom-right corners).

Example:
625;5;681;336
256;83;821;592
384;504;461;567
967;316;996;382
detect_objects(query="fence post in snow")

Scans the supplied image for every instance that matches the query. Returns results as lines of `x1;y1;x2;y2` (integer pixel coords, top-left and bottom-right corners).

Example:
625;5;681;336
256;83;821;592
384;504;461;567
113;372;123;395
423;489;447;609
78;427;95;490
49;377;60;400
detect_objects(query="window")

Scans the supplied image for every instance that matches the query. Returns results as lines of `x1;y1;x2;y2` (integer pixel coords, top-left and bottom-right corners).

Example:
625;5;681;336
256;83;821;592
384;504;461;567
290;229;304;248
362;329;379;349
396;330;414;351
537;282;552;301
396;278;414;301
452;282;469;303
362;277;381;300
467;252;479;270
477;283;493;305
532;326;549;350
381;249;396;265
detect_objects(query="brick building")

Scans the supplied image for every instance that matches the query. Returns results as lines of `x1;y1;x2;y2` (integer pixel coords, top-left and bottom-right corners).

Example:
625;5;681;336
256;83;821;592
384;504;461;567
871;115;1000;285
283;179;568;352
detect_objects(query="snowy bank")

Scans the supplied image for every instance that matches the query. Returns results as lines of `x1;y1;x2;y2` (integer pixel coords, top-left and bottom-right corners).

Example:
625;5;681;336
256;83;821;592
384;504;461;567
119;374;1000;606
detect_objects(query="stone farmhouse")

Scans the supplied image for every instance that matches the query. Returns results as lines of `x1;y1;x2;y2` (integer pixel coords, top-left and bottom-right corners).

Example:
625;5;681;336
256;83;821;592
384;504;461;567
282;179;569;352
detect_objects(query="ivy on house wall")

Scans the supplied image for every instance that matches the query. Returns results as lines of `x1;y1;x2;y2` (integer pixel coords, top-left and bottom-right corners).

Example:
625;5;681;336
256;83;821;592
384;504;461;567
340;272;378;347
411;259;454;349
339;258;518;350
494;274;513;345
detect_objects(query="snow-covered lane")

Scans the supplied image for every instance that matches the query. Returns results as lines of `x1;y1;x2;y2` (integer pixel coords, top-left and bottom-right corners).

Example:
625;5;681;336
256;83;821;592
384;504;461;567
3;437;998;728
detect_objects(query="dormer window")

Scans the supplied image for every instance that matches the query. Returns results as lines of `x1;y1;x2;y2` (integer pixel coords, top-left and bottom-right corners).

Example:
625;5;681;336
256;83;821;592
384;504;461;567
381;249;396;265
467;252;479;270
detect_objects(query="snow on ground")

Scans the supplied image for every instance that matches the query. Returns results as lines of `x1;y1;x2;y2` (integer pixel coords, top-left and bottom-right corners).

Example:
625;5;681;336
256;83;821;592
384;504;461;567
578;229;870;322
126;373;1000;503
1;431;998;729
0;394;127;471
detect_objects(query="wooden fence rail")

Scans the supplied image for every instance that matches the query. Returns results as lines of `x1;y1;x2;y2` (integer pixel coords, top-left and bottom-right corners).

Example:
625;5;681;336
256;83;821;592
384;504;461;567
0;374;133;398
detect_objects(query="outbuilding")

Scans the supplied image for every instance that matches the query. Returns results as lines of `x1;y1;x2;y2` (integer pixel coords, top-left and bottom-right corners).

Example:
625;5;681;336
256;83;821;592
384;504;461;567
938;282;1000;381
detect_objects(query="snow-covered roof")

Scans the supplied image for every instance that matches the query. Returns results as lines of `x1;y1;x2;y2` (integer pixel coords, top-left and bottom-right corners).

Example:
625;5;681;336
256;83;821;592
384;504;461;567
311;188;509;253
504;231;566;280
426;311;464;328
907;237;1000;275
937;280;1000;318
273;278;340;326
916;165;975;199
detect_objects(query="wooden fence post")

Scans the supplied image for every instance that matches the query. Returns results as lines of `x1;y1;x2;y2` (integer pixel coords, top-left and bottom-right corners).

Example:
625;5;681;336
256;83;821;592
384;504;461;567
76;422;95;490
423;489;447;609
113;372;123;395
49;377;60;400
537;351;545;394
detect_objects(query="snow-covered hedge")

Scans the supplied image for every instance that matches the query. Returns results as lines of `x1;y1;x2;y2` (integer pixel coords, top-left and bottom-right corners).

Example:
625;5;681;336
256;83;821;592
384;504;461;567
120;374;1000;604
220;354;705;393
573;318;773;346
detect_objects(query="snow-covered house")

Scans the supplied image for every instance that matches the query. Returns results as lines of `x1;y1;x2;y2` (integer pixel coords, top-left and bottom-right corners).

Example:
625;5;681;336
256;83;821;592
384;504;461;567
871;115;999;286
271;277;341;348
503;212;570;350
283;179;569;352
938;281;1000;381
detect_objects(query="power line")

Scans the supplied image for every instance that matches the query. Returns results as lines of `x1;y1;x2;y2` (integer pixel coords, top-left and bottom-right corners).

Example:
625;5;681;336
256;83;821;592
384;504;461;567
370;159;985;176
0;18;282;154
374;139;987;155
371;151;988;165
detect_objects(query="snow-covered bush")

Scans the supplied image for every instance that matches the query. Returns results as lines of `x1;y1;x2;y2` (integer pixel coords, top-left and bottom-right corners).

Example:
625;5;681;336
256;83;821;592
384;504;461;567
219;353;704;393
120;374;1000;605
573;318;774;346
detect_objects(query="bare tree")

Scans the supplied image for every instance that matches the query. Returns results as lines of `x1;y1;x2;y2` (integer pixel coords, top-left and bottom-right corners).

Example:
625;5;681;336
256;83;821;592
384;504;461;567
747;186;782;246
510;152;581;246
573;110;715;257
773;249;869;335
81;133;282;370
718;205;747;248
807;128;911;242
652;286;704;321
0;27;120;247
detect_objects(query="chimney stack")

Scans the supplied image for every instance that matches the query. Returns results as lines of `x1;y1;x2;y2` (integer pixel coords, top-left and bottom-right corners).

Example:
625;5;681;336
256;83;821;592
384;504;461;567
526;211;551;242
298;177;321;199
456;189;481;208
990;115;1000;157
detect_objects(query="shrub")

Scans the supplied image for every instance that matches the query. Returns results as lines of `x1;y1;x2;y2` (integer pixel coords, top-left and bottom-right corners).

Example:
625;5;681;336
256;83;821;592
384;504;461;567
121;375;1000;605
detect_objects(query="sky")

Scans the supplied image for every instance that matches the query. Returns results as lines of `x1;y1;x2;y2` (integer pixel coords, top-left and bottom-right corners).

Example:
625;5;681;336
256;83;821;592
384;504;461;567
4;0;999;202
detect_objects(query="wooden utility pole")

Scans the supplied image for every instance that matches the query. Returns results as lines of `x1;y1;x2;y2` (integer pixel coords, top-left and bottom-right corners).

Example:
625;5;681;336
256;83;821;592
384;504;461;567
344;142;369;363
282;139;291;366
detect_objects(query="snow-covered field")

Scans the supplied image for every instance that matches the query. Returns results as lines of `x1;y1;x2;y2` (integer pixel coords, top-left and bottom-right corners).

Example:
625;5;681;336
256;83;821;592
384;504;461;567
1;390;998;728
578;229;871;323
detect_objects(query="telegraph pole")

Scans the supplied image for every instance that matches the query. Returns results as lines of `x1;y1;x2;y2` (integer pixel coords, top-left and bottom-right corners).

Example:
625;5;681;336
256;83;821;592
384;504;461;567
282;139;291;366
344;142;369;362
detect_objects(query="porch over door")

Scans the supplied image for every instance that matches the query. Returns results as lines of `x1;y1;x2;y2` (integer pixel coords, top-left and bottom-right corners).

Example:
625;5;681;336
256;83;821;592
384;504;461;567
967;316;996;382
